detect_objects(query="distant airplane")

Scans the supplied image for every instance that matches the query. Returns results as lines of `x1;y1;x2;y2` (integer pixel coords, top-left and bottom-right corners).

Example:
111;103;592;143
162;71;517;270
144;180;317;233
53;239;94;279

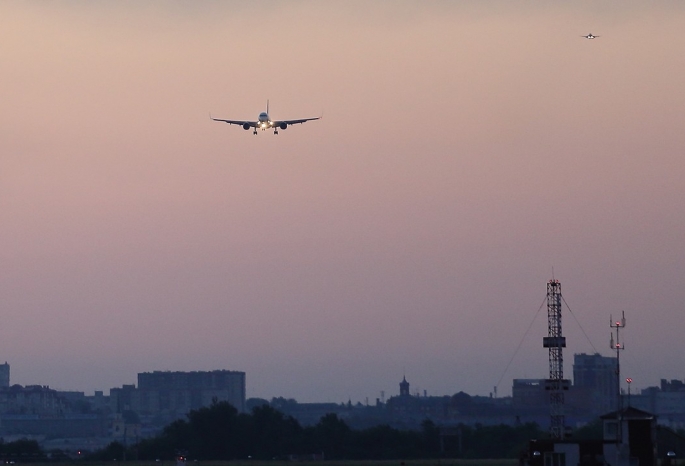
211;101;321;135
582;33;600;39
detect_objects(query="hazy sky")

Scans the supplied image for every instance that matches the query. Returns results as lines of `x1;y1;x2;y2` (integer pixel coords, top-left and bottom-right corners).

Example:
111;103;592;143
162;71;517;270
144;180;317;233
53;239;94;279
1;1;684;403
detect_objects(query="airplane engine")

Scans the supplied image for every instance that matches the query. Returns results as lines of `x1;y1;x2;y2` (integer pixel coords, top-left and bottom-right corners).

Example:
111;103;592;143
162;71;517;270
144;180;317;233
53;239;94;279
242;123;251;130
279;122;288;130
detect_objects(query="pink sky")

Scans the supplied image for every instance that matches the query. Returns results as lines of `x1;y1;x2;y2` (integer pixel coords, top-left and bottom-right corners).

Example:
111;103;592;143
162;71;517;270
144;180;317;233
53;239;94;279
1;1;684;402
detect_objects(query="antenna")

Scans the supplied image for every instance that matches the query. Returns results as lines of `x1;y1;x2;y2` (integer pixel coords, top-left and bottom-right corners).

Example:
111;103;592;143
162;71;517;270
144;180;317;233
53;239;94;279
610;311;626;411
610;311;626;444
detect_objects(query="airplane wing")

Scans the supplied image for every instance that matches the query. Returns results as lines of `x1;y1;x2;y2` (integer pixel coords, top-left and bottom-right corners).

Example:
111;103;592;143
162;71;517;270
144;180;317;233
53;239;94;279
210;116;257;127
273;116;321;126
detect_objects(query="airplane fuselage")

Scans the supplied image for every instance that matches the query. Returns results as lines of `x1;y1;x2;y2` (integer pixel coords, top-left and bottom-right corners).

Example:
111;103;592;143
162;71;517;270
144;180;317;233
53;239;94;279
258;112;272;129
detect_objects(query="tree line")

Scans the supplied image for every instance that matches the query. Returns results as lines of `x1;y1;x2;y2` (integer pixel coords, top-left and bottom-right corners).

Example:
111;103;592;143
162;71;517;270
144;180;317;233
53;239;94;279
88;401;542;461
0;438;44;462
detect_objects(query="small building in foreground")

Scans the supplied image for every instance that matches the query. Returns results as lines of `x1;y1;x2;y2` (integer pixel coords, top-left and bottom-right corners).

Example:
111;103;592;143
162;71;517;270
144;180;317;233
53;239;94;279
529;407;657;466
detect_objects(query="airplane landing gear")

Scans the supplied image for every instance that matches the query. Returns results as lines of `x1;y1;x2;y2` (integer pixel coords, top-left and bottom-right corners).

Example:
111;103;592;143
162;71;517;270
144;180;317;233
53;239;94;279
274;130;279;135
253;130;258;135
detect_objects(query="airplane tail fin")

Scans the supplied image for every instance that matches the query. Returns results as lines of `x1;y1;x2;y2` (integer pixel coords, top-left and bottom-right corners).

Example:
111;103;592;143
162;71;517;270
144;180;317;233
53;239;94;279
266;99;269;115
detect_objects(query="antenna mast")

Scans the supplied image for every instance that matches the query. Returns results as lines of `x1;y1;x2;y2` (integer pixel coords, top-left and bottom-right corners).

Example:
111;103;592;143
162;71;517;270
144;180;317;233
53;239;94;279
610;311;626;412
543;279;570;439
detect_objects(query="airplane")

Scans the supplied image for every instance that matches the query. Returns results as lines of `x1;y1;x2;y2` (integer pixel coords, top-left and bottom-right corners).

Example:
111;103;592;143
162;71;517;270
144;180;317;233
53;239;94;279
211;101;321;135
582;33;600;39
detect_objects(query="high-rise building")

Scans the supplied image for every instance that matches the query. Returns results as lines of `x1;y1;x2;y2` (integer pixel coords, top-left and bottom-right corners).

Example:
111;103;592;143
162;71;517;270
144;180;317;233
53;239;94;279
110;370;246;421
0;362;9;388
573;353;618;414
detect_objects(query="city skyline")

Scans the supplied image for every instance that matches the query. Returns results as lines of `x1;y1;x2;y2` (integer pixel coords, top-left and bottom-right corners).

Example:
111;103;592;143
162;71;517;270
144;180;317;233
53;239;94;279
1;1;684;403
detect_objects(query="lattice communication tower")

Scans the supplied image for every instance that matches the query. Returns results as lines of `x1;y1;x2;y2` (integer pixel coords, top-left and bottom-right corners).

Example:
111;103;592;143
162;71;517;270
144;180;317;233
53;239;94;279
543;279;570;439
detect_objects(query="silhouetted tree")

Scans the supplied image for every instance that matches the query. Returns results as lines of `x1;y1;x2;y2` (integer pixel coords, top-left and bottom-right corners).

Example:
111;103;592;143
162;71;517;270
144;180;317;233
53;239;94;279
137;418;193;460
184;400;248;459
456;422;540;458
248;404;303;459
0;439;43;457
421;419;441;454
120;399;544;461
86;441;125;461
246;397;270;411
311;413;351;459
353;424;423;459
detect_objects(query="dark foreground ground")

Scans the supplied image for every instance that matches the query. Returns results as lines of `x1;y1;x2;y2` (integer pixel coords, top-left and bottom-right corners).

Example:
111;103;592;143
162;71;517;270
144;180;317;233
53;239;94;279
18;460;519;466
